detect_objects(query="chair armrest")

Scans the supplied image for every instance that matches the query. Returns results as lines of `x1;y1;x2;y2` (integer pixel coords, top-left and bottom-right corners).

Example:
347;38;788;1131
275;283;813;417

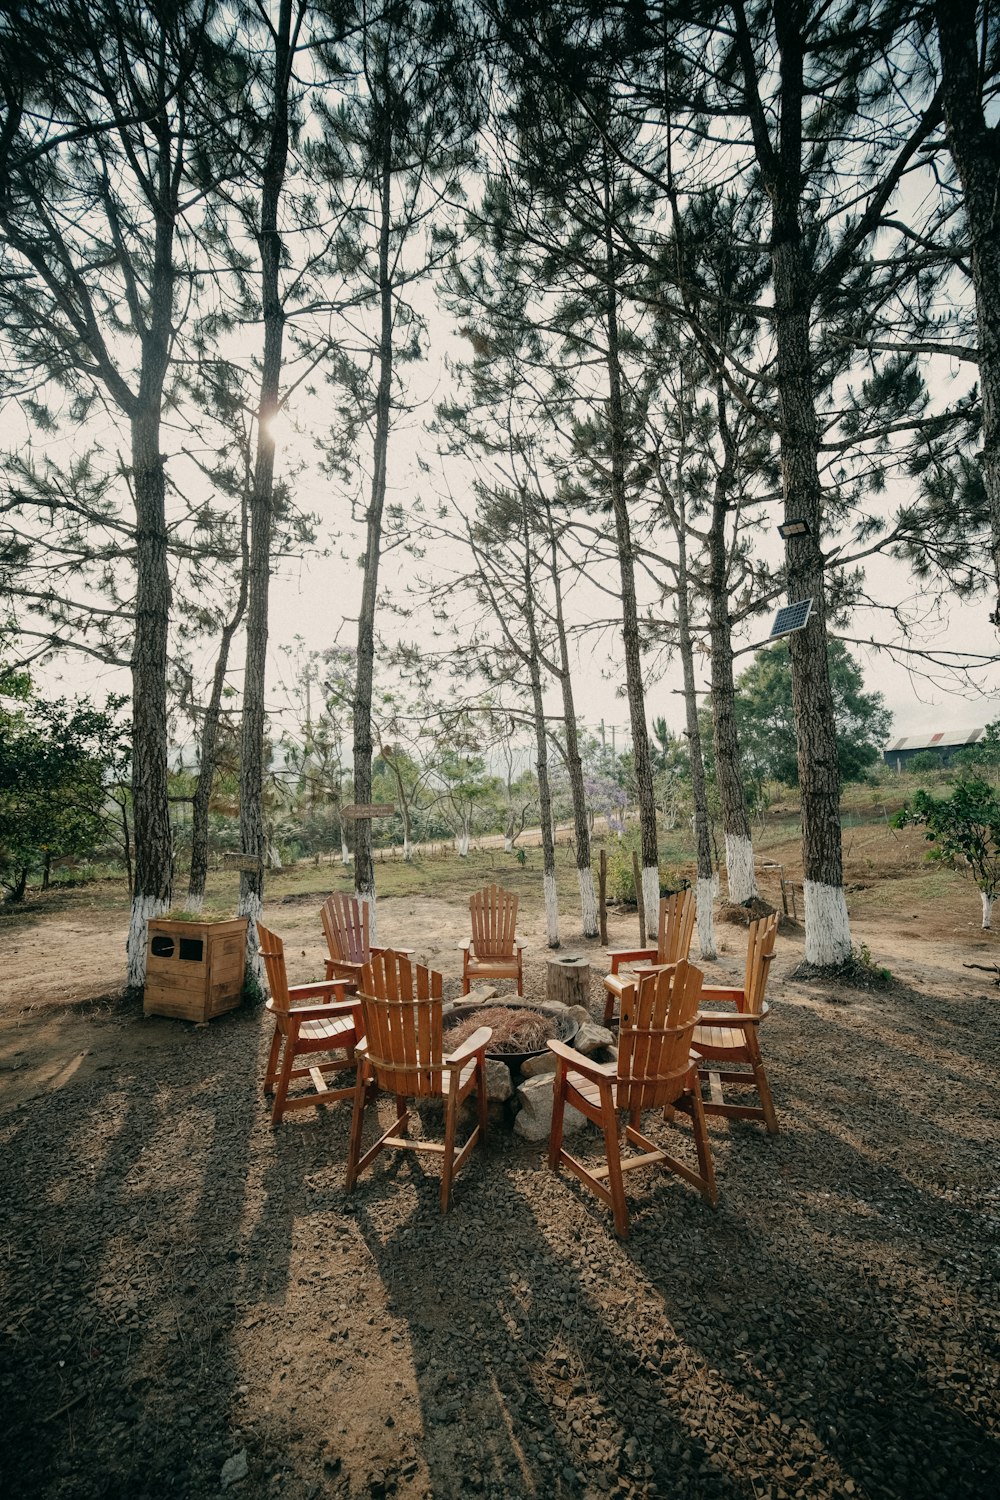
289;980;353;1003
515;938;527;950
698;985;744;1004
458;940;472;953
547;1039;615;1080
608;947;656;974
269;998;360;1024
372;945;415;958
696;1010;762;1029
444;1026;493;1066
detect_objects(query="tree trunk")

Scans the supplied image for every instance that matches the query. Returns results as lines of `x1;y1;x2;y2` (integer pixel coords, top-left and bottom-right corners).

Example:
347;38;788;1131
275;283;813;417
238;0;295;977
675;522;716;960
753;5;851;965
982;889;994;930
604;202;658;937
708;384;758;903
127;402;174;986
545;498;598;935
42;848;51;891
936;0;1000;628
521;515;560;948
188;491;249;911
352;117;395;946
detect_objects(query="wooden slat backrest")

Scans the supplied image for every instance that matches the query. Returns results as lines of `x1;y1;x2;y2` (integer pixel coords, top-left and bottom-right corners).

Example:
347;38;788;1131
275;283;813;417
617;960;703;1113
256;922;290;1013
321;893;370;966
359;952;445;1097
656;887;696;964
470;885;518;959
743;913;778;1016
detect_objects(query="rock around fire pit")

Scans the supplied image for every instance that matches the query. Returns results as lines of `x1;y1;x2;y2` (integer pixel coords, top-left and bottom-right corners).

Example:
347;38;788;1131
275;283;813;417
442;996;615;1142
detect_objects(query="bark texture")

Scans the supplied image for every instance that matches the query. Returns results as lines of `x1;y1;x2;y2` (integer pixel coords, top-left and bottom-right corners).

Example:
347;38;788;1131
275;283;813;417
239;0;296;977
935;0;1000;626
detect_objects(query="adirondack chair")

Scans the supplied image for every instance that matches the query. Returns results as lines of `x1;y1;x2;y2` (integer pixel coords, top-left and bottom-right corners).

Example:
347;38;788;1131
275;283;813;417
257;922;362;1127
345;952;492;1212
602;886;696;1024
461;884;526;995
320;892;403;991
690;912;780;1133
548;960;716;1238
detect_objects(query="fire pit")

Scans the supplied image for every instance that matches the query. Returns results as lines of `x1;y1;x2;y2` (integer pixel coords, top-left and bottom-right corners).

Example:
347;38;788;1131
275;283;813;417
444;999;579;1073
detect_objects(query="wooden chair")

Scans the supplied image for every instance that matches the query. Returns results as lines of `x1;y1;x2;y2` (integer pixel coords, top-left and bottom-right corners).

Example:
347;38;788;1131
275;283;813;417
345;953;492;1212
548;960;717;1239
257;922;362;1127
320;892;404;990
461;884;526;995
602;886;696;1024
690;912;779;1133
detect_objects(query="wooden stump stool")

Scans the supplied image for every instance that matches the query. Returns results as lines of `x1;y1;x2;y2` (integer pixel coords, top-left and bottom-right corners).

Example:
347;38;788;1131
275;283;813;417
546;955;592;1014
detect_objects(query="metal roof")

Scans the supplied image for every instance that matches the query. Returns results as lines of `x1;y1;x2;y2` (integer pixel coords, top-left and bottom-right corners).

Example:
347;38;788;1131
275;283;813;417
884;728;986;753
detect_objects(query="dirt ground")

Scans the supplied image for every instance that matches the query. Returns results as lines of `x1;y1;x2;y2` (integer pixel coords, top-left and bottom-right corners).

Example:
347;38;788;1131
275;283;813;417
1;879;998;1499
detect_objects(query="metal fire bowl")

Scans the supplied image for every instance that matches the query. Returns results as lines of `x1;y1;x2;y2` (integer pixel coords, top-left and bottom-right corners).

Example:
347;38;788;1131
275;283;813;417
444;999;579;1071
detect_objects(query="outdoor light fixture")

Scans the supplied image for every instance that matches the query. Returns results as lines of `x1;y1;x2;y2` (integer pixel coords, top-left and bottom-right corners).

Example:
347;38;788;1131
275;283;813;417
769;598;814;638
778;518;811;538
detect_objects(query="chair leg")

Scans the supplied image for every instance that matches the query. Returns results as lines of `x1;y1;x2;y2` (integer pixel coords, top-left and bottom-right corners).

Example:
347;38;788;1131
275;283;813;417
395;1094;409;1134
344;1070;368;1192
688;1085;718;1207
440;1074;460;1212
270;1030;297;1126
601;1100;629;1239
602;991;614;1026
753;1057;779;1134
548;1062;567;1168
263;1023;282;1095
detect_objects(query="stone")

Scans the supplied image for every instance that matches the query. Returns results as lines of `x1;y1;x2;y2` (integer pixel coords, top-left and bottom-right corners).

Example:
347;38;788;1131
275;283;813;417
221;1450;249;1490
574;1022;615;1057
513;1073;587;1142
483;1059;513;1102
520;1053;556;1077
567;1005;592;1026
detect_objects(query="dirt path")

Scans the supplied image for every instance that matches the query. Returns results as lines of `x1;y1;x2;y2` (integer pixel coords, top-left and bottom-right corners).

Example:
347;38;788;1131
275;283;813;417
1;886;998;1499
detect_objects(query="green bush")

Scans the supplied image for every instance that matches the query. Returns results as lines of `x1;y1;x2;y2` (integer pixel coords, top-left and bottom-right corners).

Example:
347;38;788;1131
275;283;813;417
603;839;685;903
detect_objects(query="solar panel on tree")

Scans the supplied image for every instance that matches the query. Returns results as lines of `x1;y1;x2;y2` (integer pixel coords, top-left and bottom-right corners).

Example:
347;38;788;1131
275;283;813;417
769;598;814;639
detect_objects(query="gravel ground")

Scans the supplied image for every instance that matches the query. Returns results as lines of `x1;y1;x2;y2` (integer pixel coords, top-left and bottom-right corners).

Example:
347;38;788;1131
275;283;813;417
1;939;999;1500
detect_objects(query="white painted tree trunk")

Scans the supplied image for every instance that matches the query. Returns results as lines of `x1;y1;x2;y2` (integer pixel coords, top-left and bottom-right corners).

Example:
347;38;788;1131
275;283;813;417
577;866;599;938
697;876;717;961
340;835;350;866
127;893;170;989
402;835;411;863
504;835;513;854
457;833;470;858
725;834;758;904
266;842;282;872
803;881;852;966
238;888;264;988
360;888;378;947
641;865;660;943
544;870;560;948
184;893;204;916
981;890;994;930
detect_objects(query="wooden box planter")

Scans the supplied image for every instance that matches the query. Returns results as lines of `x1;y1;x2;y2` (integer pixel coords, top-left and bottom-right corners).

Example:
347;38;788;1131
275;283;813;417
144;917;248;1023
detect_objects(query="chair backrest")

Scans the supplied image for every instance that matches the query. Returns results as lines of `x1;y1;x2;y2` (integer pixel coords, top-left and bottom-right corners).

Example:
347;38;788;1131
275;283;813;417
656;886;696;964
358;952;445;1098
257;922;290;1011
321;892;370;966
743;912;779;1015
616;960;704;1113
469;885;518;959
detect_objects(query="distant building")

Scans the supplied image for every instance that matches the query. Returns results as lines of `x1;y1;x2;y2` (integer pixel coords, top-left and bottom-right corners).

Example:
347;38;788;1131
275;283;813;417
883;728;986;772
